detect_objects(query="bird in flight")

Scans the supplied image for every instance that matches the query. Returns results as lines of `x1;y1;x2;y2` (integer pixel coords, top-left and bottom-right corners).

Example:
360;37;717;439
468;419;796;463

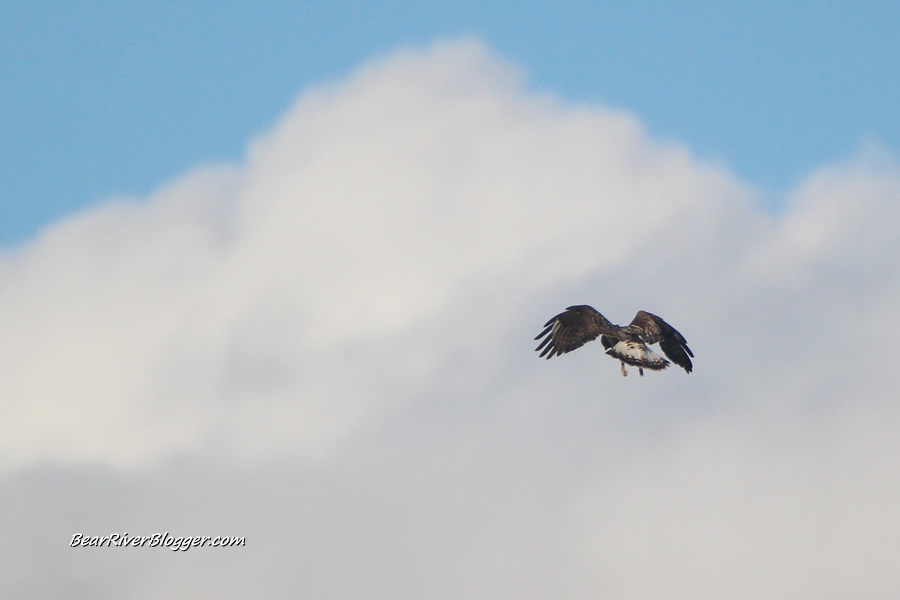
535;305;693;376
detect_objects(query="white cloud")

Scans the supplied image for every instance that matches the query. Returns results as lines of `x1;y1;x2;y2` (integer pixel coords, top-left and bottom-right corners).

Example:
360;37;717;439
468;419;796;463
2;38;900;598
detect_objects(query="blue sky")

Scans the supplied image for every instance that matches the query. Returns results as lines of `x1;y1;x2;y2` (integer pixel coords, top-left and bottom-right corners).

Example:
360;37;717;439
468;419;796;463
2;0;898;246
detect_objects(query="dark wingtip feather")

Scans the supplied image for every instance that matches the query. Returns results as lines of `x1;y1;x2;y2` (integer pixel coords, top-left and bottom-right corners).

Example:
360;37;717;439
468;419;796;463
534;324;553;341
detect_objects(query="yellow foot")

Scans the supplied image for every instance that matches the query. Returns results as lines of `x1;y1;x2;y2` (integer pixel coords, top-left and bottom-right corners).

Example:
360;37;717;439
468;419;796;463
620;362;627;377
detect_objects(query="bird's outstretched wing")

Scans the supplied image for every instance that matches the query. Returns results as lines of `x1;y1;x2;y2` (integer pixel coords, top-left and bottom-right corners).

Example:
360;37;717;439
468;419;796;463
629;310;694;373
535;305;617;359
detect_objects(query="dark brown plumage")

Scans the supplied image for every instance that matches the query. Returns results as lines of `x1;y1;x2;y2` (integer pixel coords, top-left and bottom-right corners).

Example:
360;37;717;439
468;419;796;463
535;305;693;376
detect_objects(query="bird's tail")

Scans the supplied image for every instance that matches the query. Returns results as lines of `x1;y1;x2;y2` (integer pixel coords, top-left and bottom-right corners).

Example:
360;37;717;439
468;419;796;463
602;337;669;371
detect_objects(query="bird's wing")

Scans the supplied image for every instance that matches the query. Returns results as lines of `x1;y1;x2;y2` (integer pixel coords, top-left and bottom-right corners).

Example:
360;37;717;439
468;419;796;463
629;310;694;373
535;305;617;359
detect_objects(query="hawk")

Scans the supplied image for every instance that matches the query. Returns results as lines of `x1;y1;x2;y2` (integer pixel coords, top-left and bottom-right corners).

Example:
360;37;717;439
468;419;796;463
535;305;693;376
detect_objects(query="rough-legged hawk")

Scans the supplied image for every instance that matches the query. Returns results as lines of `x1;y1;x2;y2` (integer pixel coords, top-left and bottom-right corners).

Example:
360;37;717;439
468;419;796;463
535;305;693;376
